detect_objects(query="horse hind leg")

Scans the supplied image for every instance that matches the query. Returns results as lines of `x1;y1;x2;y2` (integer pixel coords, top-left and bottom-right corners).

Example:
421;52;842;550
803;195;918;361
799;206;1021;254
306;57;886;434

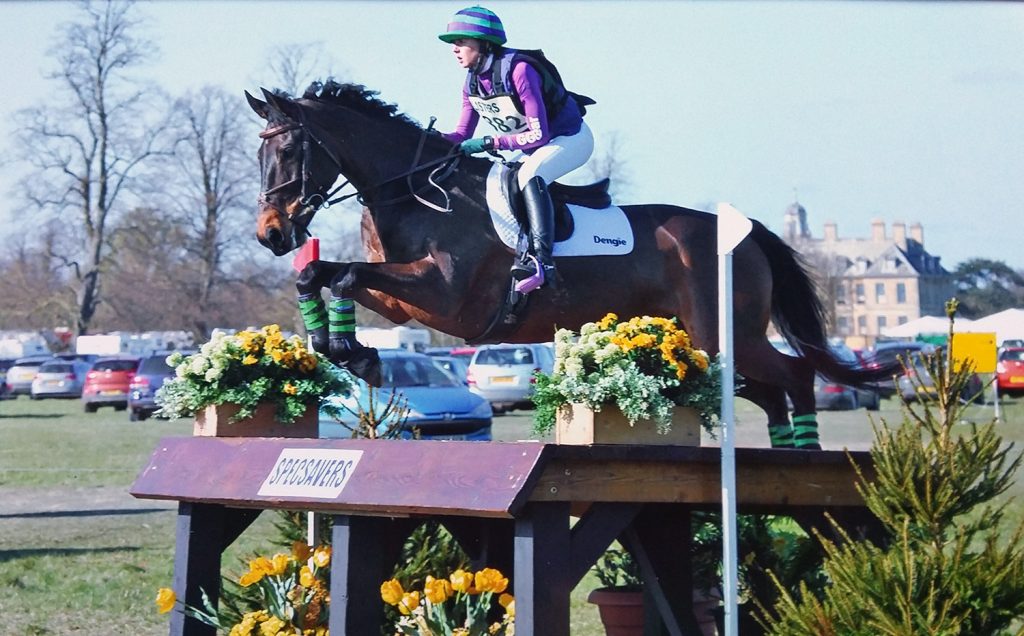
736;342;821;449
737;379;795;449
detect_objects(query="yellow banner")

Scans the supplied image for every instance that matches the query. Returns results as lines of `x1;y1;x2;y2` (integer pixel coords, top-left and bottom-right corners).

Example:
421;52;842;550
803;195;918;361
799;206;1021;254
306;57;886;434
951;332;997;373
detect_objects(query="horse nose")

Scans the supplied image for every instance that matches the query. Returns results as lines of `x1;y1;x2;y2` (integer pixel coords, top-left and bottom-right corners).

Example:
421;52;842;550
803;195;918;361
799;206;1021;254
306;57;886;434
266;227;285;250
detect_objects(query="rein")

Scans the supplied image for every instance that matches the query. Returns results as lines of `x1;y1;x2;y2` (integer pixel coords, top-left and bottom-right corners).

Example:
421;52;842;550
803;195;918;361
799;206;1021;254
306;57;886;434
258;115;462;232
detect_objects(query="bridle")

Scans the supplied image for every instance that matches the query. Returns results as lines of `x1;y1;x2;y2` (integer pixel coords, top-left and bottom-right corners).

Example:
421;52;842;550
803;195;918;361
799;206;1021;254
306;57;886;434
257;113;462;236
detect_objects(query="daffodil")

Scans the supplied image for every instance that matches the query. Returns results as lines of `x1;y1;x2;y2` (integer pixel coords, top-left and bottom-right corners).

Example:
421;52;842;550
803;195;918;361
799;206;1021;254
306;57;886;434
155;587;176;614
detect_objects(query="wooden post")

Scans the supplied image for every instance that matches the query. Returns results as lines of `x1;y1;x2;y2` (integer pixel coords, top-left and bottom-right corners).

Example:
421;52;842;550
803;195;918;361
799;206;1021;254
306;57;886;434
514;502;572;636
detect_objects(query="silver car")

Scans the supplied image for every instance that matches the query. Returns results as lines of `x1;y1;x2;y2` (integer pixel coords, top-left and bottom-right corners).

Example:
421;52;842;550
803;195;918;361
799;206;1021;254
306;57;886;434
30;359;92;399
467;343;554;413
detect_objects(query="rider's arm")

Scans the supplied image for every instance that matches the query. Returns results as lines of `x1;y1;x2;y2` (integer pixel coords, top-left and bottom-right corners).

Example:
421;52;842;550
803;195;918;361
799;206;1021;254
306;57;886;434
442;89;480;144
493;61;549;152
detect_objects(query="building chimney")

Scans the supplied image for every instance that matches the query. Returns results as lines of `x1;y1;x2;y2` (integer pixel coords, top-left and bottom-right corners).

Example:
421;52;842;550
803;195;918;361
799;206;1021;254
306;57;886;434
910;222;923;245
871;218;886;243
824;221;837;242
892;222;907;249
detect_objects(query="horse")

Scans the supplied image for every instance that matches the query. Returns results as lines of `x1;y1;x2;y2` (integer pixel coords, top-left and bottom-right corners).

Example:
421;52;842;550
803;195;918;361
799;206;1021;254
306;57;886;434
244;80;897;449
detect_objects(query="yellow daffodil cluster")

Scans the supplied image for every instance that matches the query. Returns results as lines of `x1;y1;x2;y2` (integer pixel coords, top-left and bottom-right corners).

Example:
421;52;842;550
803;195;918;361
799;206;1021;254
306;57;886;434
157;542;331;635
381;568;515;635
157;324;353;424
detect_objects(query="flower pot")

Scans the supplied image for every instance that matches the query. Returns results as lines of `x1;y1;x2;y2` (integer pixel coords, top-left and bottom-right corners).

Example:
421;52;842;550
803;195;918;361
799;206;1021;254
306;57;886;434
555;403;701;445
193;402;318;438
587;587;645;636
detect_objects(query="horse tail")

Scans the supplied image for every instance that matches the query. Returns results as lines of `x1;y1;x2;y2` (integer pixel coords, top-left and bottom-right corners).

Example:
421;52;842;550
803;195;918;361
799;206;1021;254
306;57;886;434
748;220;900;386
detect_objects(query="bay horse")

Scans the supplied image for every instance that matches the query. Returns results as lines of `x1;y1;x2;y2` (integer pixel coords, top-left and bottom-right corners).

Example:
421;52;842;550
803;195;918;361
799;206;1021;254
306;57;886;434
245;81;896;449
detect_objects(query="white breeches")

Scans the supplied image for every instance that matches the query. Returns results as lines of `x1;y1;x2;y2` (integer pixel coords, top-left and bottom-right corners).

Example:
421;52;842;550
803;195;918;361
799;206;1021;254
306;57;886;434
517;121;594;189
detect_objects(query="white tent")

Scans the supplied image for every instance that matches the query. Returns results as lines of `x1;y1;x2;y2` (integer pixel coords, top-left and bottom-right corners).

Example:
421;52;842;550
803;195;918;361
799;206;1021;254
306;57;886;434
965;308;1024;344
881;315;973;339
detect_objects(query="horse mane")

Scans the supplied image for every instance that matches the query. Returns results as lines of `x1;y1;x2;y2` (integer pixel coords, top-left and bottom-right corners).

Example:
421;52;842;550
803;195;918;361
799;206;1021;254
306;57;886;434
300;80;422;132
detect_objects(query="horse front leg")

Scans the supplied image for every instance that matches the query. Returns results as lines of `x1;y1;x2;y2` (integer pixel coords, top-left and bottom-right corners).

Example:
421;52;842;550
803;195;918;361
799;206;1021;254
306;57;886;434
296;260;347;357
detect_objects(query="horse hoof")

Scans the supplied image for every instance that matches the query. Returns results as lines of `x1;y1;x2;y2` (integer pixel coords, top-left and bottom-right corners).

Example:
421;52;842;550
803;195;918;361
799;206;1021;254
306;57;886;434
346;347;383;387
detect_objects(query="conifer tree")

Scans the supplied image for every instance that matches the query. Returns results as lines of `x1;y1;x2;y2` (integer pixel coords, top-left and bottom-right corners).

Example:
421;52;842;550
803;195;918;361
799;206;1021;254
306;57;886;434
760;299;1024;635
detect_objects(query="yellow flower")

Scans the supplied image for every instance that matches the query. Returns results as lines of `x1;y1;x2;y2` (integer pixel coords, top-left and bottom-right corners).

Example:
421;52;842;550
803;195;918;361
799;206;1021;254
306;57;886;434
283;382;298;395
259;615;286;636
300;565;316;588
155;587;176;614
424;575;453;604
312;546;331;568
499;593;515;618
239;570;264;587
474;568;509;593
269;553;291;576
380;578;404;605
450;568;474;593
597;312;618;330
453;629;470;636
242;354;259;365
398;591;420;615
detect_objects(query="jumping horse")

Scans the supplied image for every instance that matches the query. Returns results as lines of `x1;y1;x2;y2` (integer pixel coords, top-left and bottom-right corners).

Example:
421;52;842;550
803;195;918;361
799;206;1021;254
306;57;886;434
245;81;896;449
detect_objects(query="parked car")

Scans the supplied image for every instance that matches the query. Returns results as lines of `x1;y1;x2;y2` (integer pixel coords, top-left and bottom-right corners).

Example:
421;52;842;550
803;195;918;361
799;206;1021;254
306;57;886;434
319;349;492;440
466;343;554;413
81;357;140;412
128;351;180;421
5;355;52;397
430;355;469;384
862;341;936;397
996;347;1024;396
897;351;985;404
30;358;92;399
0;358;16;399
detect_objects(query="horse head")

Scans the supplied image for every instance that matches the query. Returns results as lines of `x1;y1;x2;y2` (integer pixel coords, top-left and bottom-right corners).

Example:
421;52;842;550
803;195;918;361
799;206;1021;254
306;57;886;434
246;89;342;255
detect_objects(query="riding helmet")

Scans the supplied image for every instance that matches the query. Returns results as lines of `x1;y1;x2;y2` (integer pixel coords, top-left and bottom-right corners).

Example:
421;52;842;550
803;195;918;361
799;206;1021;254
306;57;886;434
438;6;507;45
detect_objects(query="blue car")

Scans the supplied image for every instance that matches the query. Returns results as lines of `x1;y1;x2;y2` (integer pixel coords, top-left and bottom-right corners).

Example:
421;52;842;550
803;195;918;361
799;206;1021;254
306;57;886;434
319;350;493;441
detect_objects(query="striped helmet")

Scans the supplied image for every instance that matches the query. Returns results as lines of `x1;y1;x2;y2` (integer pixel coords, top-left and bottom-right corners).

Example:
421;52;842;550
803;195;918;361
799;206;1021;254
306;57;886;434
438;6;507;46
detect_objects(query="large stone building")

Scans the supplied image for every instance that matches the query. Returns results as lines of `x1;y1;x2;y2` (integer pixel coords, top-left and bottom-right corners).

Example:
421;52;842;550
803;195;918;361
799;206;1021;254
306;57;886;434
781;201;954;347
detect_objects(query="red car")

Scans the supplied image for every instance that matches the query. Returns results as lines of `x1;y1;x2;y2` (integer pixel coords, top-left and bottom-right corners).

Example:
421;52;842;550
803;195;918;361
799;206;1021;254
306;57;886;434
996;347;1024;396
81;357;140;412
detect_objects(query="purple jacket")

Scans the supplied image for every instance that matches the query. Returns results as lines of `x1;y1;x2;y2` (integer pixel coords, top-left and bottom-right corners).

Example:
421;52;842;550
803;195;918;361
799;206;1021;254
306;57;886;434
444;54;583;153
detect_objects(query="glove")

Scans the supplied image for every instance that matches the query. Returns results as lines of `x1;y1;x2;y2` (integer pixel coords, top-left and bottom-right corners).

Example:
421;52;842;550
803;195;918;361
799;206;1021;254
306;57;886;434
459;136;495;154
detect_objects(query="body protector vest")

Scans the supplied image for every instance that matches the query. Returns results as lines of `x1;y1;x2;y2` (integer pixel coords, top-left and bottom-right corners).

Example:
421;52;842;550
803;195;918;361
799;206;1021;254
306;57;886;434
465;49;595;137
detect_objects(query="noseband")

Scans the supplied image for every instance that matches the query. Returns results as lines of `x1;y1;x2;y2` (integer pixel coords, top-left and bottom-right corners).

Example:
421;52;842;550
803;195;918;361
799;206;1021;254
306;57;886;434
257;114;462;235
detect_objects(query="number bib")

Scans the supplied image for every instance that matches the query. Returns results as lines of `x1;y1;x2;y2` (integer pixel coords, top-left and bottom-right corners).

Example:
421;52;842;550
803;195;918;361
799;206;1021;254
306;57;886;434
469;94;529;135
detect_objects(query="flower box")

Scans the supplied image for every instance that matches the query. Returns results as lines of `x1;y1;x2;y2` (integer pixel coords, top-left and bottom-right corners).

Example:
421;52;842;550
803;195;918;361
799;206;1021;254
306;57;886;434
555;403;701;446
193;402;318;438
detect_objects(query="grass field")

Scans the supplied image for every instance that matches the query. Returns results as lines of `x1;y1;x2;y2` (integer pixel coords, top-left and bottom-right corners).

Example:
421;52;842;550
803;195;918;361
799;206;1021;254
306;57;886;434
1;392;1021;635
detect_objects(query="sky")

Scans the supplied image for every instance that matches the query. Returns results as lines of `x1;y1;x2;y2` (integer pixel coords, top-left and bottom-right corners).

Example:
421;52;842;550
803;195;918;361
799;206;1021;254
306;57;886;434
1;0;1022;271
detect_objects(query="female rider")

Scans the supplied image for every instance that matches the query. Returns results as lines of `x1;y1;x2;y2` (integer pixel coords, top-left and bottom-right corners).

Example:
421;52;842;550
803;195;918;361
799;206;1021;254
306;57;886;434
439;6;594;291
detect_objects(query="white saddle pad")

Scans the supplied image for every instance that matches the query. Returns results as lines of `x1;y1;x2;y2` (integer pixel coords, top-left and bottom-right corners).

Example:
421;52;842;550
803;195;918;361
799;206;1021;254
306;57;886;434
485;163;634;257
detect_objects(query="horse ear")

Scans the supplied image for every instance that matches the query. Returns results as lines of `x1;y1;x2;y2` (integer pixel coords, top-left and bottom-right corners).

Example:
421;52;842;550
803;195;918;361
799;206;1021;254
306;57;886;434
245;90;270;120
261;88;297;119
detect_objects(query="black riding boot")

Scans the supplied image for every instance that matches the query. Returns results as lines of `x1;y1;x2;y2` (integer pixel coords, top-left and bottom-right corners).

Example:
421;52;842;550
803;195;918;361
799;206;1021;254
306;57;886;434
510;176;558;290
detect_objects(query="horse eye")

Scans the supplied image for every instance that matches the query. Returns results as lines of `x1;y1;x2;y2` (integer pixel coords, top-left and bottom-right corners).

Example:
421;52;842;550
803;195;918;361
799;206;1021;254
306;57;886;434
280;144;296;159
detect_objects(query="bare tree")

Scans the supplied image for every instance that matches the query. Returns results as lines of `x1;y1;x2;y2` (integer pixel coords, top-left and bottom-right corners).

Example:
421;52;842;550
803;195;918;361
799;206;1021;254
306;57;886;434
153;87;260;336
13;0;173;335
581;131;632;200
263;42;337;95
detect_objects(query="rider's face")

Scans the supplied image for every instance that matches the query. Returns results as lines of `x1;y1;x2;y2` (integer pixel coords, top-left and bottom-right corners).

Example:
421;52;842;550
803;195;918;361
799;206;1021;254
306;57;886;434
452;38;483;69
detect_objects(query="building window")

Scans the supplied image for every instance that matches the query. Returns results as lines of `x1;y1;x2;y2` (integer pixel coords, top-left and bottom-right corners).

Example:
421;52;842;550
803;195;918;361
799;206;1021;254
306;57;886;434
896;283;907;304
836;282;846;304
877;316;887;331
898;315;908;325
856;283;865;303
875;282;886;303
857;315;867;333
837;316;849;335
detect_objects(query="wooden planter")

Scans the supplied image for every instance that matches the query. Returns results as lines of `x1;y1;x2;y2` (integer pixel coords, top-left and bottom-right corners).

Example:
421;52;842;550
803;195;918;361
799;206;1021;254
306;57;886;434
193;402;318;438
555;403;701;446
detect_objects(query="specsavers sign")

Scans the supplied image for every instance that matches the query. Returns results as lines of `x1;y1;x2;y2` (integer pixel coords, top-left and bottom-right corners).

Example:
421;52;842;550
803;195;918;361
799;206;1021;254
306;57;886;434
258;448;363;499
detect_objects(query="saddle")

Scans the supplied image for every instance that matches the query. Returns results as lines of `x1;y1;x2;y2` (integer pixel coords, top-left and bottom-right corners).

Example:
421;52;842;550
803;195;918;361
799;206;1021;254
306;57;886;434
501;165;612;242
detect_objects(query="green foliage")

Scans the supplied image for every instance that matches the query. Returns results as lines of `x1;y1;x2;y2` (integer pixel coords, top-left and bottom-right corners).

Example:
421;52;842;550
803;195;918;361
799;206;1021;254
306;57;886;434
953;258;1024;318
532;313;723;436
759;300;1024;635
593;548;643;590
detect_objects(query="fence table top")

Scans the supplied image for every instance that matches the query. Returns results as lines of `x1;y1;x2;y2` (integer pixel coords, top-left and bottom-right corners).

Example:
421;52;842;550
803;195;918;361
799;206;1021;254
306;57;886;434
130;437;871;518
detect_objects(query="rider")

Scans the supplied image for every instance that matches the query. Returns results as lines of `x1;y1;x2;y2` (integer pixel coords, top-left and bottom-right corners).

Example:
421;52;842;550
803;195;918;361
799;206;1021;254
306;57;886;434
438;5;594;291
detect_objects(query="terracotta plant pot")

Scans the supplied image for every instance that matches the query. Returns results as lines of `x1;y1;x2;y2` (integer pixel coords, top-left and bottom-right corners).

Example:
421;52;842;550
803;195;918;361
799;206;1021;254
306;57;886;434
587;587;645;636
